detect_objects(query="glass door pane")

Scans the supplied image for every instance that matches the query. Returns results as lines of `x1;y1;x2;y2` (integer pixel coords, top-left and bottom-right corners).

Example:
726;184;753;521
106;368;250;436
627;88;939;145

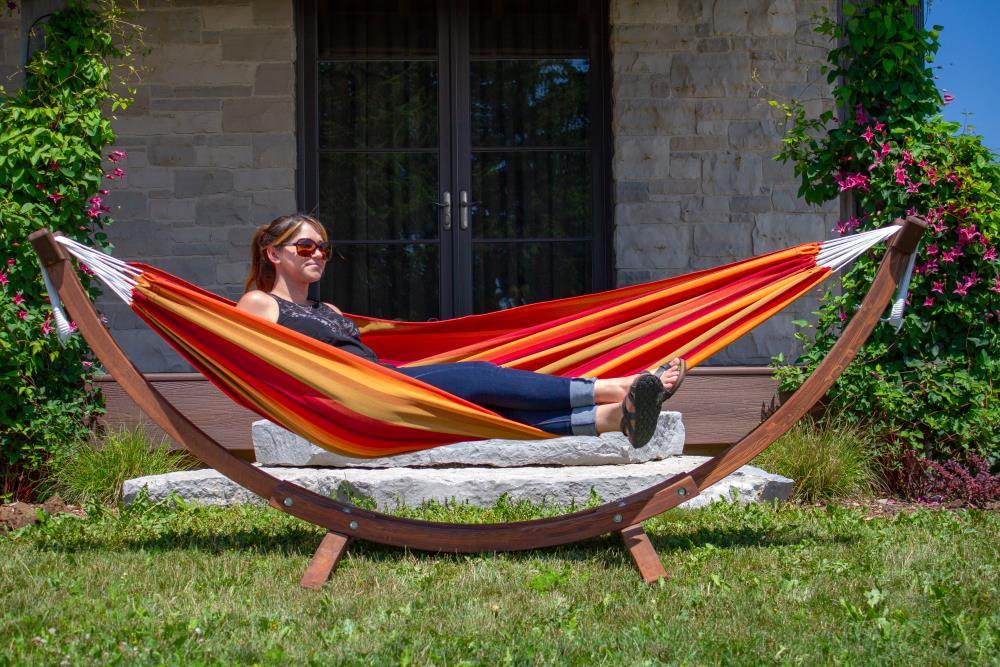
316;1;443;320
467;0;596;313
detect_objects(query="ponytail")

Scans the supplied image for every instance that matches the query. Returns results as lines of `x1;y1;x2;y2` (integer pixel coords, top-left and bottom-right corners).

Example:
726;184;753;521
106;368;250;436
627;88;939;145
243;213;327;293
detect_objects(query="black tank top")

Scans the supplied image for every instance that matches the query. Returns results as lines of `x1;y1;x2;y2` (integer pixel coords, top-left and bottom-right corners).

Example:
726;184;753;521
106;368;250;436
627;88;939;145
270;294;380;363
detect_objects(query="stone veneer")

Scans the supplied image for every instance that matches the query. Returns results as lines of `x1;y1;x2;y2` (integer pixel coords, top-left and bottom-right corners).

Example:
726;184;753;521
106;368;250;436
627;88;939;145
2;0;840;370
610;0;839;363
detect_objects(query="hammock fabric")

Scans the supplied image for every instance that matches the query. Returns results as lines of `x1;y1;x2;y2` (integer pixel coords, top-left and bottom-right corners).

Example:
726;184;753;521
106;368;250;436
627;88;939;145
52;227;902;458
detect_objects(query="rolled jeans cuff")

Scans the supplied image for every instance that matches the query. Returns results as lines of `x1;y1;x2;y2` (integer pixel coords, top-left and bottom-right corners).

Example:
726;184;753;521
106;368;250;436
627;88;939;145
570;405;598;436
569;377;596;408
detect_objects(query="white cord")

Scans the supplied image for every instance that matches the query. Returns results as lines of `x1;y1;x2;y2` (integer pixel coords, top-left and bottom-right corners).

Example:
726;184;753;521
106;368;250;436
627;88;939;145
36;257;75;346
883;242;919;332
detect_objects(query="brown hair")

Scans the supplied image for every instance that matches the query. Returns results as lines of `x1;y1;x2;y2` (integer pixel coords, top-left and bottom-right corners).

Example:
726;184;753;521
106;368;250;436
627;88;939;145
244;213;329;293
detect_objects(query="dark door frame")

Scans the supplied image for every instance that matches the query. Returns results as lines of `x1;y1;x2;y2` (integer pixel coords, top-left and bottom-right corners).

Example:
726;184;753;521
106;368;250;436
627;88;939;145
295;0;613;314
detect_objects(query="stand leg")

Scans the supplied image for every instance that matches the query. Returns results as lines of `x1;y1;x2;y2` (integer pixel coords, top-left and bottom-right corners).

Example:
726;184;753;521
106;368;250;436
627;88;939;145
301;531;351;589
620;524;668;584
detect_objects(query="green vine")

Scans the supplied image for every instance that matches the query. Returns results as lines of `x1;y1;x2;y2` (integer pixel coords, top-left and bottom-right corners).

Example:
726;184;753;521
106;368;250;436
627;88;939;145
0;0;141;500
771;0;999;486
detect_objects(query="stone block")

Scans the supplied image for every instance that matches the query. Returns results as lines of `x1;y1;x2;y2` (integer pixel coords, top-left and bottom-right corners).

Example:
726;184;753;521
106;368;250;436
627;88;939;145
252;133;296;168
713;0;751;35
216;260;250;285
254;0;294;27
169;225;230;256
749;0;797;36
150;98;221;112
254;62;294;95
251;189;297;222
170;111;223;134
616;269;652;286
150;197;198;222
254;412;685;468
731;195;772;213
140;9;202;45
222;98;294;133
614;137;670;180
614;202;681;226
233;168;295;191
752;212;827;253
173;85;254;98
771;185;807;212
221;29;293;62
670;135;730;151
679;198;729;225
152;62;256;86
195;193;253;226
148;138;197;166
105;190;148;221
669;153;702;180
669;52;751;97
648;179;699;196
112;329;190;373
615;100;697;136
613;73;656;99
123;458;794;509
202;4;254;29
615;222;692;269
174;169;235;197
615;181;648;204
121;166;174;191
695;120;729;137
693;223;753;257
194;144;254;168
702;151;763;195
157;255;217;285
728;120;782;149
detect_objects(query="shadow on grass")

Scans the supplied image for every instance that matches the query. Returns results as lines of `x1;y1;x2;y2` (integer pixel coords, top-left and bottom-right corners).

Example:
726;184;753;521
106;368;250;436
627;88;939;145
29;515;854;572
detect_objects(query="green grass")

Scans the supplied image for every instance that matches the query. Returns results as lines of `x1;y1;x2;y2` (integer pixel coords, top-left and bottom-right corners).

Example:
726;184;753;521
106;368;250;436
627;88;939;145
754;417;882;503
41;425;195;505
1;498;997;665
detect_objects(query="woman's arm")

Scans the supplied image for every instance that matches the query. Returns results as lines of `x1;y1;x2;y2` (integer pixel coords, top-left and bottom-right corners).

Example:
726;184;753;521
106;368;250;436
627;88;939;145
236;290;280;322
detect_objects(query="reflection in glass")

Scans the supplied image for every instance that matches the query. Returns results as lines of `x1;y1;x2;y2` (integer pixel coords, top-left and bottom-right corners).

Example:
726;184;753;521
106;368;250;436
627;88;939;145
322;243;440;320
472;150;590;239
471;59;589;148
318;1;437;59
470;0;590;57
320;152;439;241
319;62;438;150
473;241;590;313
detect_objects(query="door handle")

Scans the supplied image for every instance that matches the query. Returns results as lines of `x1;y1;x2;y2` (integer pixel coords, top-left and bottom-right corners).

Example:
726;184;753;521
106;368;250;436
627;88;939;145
459;190;481;230
433;191;451;230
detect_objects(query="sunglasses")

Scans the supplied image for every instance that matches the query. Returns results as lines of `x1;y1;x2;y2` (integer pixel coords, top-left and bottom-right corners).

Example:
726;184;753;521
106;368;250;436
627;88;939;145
278;238;332;259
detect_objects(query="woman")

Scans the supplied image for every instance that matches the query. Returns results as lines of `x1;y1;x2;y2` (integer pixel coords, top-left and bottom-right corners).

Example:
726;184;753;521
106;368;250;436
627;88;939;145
236;214;684;448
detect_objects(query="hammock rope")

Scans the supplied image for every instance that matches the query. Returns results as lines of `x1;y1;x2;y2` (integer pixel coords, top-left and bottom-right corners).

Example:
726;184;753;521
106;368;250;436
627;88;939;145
43;226;903;458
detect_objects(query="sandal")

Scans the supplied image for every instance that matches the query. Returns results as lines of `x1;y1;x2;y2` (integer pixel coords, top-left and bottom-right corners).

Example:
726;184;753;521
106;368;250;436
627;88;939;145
653;358;687;401
620;373;663;449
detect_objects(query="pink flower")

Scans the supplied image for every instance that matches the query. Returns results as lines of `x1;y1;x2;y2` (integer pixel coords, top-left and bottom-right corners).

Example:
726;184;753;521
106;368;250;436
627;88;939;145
940;247;963;263
7;258;14;267
105;167;126;180
861;127;875;143
880;142;892;158
943;93;955;105
923;297;935;307
41;320;53;335
7;2;17;11
946;173;961;189
984;247;997;261
79;262;95;276
873;122;885;133
901;150;914;166
47;192;63;203
953;283;968;297
854;104;867;125
49;161;59;170
926;244;938;256
108;150;127;163
838;311;847;322
82;361;94;368
905;181;921;194
931;281;945;294
834;172;869;192
957;225;981;246
894;164;908;185
0;272;7;286
833;216;862;236
12;293;24;306
98;189;109;195
927;167;938;185
993;277;1000;294
17;310;26;320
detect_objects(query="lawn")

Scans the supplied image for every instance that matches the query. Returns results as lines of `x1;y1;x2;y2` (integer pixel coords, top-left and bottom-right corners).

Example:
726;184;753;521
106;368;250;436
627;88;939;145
1;497;997;665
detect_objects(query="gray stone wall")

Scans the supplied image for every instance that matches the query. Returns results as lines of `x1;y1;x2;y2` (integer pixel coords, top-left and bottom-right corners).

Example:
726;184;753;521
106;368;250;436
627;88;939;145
610;0;840;364
99;0;297;371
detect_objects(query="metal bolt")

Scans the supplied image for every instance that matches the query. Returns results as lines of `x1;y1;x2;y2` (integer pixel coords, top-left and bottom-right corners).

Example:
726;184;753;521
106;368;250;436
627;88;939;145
283;497;293;507
678;488;687;497
349;520;359;530
613;514;622;524
342;507;352;514
617;501;626;508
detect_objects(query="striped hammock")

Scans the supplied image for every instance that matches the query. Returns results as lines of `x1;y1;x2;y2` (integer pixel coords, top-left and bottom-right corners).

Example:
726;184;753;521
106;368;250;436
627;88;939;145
46;226;903;458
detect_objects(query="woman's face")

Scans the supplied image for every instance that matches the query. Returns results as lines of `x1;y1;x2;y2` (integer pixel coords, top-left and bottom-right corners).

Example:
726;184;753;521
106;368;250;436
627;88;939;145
267;223;328;285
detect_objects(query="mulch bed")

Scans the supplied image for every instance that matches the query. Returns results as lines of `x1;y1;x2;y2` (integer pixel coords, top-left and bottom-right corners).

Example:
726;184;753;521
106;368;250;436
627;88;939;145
0;496;86;534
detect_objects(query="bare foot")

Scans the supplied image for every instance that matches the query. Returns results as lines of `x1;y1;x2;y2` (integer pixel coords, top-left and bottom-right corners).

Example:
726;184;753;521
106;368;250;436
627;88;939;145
592;358;683;404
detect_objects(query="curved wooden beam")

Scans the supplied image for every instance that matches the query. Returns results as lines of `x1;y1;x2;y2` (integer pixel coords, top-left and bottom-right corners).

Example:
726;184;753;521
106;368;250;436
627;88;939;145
28;217;924;555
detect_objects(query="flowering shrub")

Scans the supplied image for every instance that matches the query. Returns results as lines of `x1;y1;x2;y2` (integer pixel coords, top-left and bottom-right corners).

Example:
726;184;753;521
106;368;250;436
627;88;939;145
0;1;138;500
771;0;999;492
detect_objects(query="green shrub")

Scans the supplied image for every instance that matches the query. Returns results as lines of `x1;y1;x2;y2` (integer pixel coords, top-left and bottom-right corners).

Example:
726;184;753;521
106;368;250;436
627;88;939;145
754;417;881;503
0;1;140;500
772;0;1000;475
42;425;195;505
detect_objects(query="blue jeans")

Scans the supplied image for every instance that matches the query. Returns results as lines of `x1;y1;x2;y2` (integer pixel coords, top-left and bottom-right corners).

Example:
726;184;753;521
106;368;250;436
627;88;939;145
394;361;597;436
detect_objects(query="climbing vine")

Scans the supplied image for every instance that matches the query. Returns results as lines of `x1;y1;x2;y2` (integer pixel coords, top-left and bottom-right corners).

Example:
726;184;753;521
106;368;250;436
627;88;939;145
772;0;999;489
0;0;140;500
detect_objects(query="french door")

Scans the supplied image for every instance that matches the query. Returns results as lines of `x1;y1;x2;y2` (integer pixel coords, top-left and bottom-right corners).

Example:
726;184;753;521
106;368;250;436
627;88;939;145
297;0;610;320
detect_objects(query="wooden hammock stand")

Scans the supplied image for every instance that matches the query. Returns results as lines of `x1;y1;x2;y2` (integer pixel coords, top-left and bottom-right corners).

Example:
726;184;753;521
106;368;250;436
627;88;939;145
29;216;925;588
